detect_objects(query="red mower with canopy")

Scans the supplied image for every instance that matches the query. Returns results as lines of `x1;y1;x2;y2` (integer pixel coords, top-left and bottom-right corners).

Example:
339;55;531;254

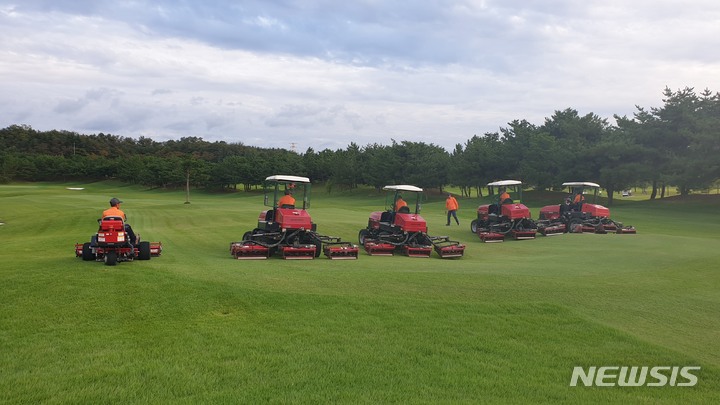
230;175;359;260
537;182;636;234
470;180;538;242
358;185;465;258
75;217;162;266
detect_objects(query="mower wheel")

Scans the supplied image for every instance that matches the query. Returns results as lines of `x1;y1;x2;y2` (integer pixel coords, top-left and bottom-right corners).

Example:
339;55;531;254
358;229;370;245
105;251;118;266
138;241;151;260
470;219;478;234
242;231;253;242
81;242;95;261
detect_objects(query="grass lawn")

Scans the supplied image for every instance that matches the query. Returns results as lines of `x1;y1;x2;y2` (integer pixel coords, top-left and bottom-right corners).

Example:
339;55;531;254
1;182;718;404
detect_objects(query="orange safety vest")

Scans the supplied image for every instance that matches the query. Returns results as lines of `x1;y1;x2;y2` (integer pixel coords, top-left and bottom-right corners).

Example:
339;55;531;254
102;206;126;221
395;198;408;211
277;195;296;207
446;196;459;210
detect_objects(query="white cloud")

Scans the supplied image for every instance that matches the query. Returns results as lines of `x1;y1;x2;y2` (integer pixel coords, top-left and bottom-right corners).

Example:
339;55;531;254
1;0;720;151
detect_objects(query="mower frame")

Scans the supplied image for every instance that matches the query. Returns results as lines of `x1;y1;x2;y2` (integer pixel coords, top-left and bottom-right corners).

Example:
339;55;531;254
230;175;358;260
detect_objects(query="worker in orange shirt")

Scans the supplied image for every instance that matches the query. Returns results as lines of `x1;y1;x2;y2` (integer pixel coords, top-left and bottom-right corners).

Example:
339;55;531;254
277;190;296;208
490;187;512;215
445;193;459;226
499;187;511;204
573;192;585;210
101;197;137;247
103;197;126;221
394;195;408;212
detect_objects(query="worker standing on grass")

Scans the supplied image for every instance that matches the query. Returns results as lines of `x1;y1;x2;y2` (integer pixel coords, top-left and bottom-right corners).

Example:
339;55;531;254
445;194;460;226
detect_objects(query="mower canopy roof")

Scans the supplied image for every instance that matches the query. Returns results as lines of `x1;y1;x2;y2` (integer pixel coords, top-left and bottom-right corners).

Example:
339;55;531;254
487;180;522;187
265;175;311;183
562;181;600;188
383;185;423;192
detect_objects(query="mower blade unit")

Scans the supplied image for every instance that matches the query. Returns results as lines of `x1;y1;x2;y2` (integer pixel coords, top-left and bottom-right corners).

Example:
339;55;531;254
402;245;432;258
539;224;565;236
323;244;359;260
280;245;316;259
74;243;83;257
434;244;465;258
363;241;396;256
429;236;465;259
512;230;537;240
314;235;360;259
602;223;618;232
149;242;163;256
608;220;636;234
581;224;602;233
478;232;505;243
230;242;270;260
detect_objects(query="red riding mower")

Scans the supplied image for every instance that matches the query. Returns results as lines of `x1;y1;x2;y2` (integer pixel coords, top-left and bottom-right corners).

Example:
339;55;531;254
75;216;162;266
358;185;465;258
230;175;359;260
537;182;637;234
470;180;538;242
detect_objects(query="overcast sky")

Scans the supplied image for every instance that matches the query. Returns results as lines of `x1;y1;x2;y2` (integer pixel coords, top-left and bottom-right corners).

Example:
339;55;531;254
1;1;719;152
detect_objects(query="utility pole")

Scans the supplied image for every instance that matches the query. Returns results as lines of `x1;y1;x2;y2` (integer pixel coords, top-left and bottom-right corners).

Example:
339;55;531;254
185;169;191;204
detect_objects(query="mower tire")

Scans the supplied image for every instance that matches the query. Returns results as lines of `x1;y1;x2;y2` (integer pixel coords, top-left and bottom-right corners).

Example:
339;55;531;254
358;229;370;245
470;219;478;234
138;241;152;260
104;251;118;266
81;242;95;261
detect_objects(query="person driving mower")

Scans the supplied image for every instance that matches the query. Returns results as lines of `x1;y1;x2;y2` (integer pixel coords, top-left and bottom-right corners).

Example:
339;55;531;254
102;197;137;249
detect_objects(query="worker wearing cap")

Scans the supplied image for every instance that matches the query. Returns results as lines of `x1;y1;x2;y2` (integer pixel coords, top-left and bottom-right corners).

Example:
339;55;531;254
102;197;137;246
103;197;126;221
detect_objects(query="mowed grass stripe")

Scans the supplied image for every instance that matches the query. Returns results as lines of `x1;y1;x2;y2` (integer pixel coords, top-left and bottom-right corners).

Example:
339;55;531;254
1;182;719;403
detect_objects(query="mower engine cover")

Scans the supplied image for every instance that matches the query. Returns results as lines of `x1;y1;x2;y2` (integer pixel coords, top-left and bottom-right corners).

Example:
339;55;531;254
394;213;428;233
275;207;313;230
581;203;610;218
501;203;532;220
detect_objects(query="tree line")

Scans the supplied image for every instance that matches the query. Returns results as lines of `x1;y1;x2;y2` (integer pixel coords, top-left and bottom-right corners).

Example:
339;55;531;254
1;87;718;204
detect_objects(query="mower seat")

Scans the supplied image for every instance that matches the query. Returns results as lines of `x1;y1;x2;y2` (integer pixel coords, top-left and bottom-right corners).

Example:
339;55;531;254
398;206;410;214
96;217;131;248
99;217;125;232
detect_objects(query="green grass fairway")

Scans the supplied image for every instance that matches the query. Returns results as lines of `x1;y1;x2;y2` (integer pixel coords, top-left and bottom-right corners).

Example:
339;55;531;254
1;182;719;404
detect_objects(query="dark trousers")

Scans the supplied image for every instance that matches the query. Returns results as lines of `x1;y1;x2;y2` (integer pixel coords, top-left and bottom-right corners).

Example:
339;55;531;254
447;210;459;225
125;224;137;245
